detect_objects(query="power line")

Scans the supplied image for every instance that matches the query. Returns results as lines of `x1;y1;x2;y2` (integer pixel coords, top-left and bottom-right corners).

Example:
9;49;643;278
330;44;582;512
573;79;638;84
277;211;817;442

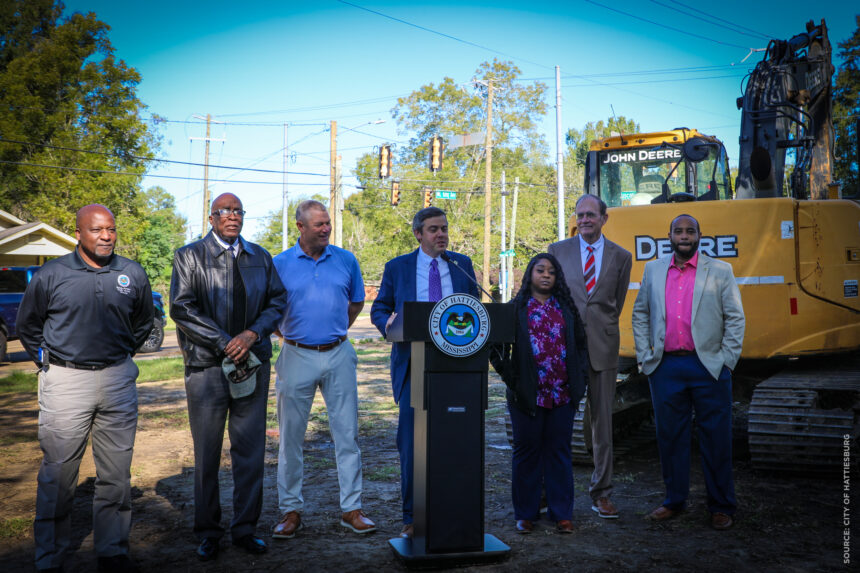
563;73;746;88
336;0;554;71
0;138;330;178
0;159;329;186
584;0;751;50
648;0;771;41
665;0;776;40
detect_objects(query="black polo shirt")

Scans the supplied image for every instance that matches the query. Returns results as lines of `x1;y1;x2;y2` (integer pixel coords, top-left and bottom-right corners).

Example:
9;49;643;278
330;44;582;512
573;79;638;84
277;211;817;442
16;249;154;366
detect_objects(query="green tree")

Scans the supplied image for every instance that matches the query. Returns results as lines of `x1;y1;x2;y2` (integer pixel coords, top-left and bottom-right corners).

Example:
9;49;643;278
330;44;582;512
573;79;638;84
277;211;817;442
833;15;860;197
345;60;557;286
0;0;159;236
253;194;327;256
562;116;641;211
135;187;186;293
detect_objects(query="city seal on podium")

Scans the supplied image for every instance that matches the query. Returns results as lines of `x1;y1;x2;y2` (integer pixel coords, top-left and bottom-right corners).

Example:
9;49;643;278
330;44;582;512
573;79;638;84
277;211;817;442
428;294;491;357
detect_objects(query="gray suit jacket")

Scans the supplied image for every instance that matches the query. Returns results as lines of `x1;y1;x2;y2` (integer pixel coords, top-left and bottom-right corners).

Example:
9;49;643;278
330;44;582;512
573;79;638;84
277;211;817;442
631;253;745;380
549;235;633;371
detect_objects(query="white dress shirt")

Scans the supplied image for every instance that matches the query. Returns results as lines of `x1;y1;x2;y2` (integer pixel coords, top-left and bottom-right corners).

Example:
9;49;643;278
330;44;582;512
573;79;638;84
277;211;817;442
416;249;453;301
580;234;605;287
212;232;240;256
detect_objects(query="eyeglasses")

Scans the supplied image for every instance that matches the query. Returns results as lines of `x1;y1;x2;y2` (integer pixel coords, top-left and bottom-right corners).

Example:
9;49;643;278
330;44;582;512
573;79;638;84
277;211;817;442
212;208;246;218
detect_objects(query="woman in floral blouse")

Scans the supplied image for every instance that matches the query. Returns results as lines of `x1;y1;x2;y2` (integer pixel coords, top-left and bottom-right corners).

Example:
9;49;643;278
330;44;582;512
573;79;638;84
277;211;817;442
490;253;589;534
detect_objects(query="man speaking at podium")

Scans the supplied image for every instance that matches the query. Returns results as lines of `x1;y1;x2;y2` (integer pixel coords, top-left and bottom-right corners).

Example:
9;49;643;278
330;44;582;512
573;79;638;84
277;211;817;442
371;207;479;539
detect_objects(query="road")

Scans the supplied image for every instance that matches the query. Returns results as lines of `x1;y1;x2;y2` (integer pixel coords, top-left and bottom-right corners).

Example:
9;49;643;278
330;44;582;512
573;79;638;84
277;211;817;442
0;314;383;373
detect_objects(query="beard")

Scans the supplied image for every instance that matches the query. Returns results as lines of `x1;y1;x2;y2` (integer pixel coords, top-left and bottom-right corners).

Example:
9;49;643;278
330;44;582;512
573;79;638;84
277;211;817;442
671;238;699;259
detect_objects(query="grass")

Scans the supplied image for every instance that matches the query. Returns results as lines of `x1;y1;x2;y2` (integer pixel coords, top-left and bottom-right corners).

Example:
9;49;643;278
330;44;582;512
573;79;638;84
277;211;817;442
138;409;189;428
0;371;37;394
0;355;188;393
0;517;31;539
136;357;185;382
365;465;399;481
0;432;36;447
355;348;386;356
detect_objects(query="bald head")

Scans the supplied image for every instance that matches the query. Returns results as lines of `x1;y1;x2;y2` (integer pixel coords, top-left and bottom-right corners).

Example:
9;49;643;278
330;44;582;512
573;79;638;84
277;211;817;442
209;193;245;242
76;204;114;230
212;193;242;213
75;204;117;268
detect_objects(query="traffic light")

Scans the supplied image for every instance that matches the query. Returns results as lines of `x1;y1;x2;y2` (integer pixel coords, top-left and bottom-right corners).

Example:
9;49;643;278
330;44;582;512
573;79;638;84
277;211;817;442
429;136;443;172
390;180;400;206
379;145;392;179
423;187;433;208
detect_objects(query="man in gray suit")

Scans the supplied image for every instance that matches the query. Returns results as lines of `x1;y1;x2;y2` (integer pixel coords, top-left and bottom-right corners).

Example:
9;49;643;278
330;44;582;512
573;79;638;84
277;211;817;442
548;194;632;519
632;213;744;530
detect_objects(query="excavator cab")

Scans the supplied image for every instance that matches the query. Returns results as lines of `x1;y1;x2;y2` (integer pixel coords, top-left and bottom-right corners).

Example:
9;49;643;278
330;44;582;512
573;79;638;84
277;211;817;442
584;129;732;208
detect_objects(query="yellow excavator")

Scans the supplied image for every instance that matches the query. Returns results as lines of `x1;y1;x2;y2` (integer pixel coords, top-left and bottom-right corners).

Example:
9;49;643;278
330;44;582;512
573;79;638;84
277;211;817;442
571;20;859;473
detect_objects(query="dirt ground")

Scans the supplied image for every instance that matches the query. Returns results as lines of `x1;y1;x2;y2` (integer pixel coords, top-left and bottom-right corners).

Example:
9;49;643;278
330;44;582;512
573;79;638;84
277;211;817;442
0;339;855;572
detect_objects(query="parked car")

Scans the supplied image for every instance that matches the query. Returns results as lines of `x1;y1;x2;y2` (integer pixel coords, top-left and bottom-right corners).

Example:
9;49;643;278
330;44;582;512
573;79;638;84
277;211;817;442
140;291;167;354
0;266;166;361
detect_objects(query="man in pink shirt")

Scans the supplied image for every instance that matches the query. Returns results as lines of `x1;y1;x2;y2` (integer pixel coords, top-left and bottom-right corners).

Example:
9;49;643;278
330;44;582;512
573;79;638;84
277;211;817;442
631;214;745;530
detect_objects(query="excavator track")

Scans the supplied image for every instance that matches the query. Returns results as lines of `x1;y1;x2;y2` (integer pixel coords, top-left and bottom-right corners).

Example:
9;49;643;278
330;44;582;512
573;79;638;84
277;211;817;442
748;355;860;474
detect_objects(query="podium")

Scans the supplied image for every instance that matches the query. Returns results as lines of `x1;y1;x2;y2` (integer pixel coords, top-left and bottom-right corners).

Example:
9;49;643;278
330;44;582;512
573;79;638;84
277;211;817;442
387;299;515;567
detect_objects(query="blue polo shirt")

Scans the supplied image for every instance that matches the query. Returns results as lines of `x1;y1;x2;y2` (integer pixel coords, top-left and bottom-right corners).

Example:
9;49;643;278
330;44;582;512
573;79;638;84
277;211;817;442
273;241;365;345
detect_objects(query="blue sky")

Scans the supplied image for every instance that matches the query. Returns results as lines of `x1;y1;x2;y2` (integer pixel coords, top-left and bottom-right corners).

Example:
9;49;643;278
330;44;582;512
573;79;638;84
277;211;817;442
62;1;857;240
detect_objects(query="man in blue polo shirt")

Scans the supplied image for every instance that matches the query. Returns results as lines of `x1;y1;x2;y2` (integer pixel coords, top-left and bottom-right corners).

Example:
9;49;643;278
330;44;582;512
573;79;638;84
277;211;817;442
271;199;375;540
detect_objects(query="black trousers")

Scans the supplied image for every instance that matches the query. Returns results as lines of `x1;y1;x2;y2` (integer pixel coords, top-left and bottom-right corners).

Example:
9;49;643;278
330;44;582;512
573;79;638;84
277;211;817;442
184;362;270;540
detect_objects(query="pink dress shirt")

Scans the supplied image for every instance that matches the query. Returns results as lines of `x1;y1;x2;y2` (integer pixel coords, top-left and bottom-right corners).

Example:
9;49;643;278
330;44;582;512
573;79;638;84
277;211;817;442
664;252;698;352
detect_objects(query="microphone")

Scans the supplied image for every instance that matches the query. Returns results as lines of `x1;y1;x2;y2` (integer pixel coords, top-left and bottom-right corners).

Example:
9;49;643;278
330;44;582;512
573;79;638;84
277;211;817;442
440;252;497;303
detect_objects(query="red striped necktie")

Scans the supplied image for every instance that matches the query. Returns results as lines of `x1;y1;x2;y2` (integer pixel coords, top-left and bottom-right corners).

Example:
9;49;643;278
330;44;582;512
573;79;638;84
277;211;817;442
584;246;596;296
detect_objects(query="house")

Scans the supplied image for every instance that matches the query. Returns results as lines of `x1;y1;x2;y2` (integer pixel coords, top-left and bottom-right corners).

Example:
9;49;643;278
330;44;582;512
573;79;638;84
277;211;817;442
0;209;76;267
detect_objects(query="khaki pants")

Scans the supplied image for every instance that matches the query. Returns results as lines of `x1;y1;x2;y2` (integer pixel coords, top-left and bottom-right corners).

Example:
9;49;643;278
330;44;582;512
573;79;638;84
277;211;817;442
34;357;138;570
275;341;362;514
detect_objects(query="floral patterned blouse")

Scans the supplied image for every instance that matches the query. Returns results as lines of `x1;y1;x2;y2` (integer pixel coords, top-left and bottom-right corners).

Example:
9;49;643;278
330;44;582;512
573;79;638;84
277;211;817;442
526;296;570;408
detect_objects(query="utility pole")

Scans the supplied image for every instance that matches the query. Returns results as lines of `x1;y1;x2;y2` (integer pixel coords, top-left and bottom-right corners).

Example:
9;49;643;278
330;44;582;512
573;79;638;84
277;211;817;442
203;114;211;236
335;155;343;246
555;66;565;242
500;170;507;302
482;79;494;302
282;123;289;253
330;120;338;243
508;177;520;303
190;114;224;238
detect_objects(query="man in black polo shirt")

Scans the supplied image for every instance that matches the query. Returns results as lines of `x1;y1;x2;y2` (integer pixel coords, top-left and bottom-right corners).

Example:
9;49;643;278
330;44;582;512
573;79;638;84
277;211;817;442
17;204;154;573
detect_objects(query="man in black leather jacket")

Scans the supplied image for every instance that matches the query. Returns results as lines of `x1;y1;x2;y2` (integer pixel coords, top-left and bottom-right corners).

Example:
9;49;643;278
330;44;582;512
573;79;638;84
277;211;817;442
170;192;286;561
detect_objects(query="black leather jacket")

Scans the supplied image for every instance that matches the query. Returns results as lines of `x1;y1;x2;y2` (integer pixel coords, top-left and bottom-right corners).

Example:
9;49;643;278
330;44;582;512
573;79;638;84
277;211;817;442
169;232;287;367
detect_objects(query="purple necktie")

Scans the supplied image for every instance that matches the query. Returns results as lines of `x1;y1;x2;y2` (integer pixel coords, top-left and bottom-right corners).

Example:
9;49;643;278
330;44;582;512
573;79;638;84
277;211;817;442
429;259;442;302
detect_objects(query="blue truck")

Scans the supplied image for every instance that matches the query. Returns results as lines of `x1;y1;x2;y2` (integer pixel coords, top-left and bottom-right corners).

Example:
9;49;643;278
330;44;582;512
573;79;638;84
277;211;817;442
0;266;166;362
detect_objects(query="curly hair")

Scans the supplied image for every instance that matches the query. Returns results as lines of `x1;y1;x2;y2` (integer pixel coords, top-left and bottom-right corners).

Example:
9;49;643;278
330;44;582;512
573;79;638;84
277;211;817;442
513;253;587;345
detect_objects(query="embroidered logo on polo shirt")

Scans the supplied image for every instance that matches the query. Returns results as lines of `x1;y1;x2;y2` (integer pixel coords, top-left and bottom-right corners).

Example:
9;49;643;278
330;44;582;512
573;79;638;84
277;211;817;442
116;274;132;295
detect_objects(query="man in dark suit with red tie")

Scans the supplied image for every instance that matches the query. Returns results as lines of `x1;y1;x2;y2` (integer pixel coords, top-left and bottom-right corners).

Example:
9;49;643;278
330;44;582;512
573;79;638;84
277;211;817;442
548;194;632;519
370;207;479;539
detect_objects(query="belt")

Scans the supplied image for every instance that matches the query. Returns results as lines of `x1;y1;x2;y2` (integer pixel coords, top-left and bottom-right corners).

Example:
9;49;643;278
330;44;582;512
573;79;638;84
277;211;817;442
283;335;347;352
665;350;695;356
48;356;125;370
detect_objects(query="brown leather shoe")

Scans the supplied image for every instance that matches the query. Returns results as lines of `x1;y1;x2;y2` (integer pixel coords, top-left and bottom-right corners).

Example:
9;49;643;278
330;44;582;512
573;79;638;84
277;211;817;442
711;512;733;530
556;520;574;533
515;520;533;534
340;509;376;534
272;511;302;539
647;505;679;522
400;524;414;539
591;497;619;519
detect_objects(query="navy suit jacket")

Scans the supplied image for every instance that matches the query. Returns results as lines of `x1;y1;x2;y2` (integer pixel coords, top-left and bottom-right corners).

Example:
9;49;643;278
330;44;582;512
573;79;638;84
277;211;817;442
370;249;479;403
